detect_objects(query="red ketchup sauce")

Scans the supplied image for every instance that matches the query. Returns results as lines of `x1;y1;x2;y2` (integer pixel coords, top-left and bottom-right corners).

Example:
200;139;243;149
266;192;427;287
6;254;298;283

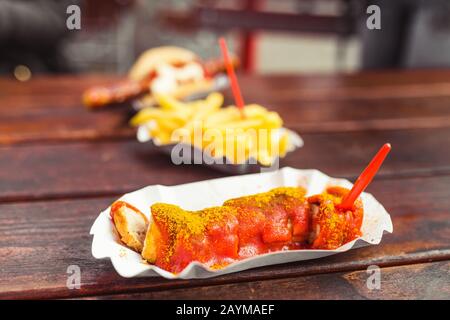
146;186;363;273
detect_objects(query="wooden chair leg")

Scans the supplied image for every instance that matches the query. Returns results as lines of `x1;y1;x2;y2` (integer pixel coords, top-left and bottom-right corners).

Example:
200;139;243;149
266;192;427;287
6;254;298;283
241;32;257;73
240;0;263;73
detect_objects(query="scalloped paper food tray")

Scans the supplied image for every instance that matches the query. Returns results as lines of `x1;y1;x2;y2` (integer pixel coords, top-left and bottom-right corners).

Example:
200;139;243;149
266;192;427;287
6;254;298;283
90;167;393;279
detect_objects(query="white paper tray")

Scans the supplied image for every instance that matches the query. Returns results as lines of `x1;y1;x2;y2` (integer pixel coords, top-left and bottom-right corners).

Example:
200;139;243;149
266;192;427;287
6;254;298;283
90;167;393;279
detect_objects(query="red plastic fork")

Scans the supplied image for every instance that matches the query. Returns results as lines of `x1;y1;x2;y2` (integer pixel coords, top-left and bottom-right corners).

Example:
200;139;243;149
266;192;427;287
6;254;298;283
338;143;392;210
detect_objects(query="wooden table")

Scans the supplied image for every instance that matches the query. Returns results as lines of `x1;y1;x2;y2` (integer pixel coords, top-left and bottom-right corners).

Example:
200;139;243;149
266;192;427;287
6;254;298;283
1;70;449;300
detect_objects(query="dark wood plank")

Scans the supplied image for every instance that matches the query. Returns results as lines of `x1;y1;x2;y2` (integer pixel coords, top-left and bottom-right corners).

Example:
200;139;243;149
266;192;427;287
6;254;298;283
4;70;450;96
0;141;224;202
6;95;450;144
240;69;450;94
0;75;132;145
88;261;450;300
0;174;449;299
241;76;450;101
1;127;449;202
0;74;122;96
4;71;450;144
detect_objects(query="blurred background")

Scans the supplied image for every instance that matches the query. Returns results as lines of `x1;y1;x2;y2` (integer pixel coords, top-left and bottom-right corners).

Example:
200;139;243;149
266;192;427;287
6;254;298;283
2;0;450;79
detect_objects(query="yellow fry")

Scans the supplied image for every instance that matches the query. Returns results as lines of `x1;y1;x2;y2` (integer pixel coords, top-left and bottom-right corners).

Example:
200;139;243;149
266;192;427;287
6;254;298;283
204;107;241;127
186;93;224;122
130;108;163;127
155;94;188;111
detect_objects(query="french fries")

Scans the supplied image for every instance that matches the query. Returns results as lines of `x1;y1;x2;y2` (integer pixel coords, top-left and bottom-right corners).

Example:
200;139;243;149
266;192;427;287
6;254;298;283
130;92;292;165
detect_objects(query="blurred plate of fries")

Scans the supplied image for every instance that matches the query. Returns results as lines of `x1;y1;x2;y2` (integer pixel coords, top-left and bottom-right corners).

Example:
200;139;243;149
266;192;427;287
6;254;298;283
131;92;303;174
